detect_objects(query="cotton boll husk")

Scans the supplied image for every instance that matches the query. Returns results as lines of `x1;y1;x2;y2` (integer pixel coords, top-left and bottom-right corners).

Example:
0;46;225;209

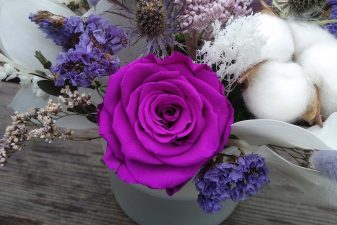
243;61;315;123
297;42;337;118
288;20;336;60
257;14;295;62
310;150;337;183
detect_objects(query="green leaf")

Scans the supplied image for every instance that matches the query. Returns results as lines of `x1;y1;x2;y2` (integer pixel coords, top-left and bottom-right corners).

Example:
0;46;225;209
37;80;63;96
67;108;75;113
34;70;49;78
34;51;52;70
86;114;97;124
37;80;78;96
68;105;97;115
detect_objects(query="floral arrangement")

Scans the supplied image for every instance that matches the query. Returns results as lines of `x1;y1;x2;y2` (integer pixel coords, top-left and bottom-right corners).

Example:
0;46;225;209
1;0;337;215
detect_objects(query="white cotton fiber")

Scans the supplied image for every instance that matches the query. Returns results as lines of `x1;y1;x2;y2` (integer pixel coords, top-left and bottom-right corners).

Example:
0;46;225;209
243;61;315;123
288;20;336;60
297;42;337;118
258;14;295;62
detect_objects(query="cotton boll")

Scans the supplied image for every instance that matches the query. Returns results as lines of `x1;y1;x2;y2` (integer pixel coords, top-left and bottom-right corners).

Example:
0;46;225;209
243;61;315;123
310;150;337;183
297;43;337;118
288;20;336;59
258;14;295;62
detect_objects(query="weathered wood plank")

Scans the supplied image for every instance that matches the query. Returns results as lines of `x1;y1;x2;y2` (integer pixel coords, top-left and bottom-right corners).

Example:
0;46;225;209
0;82;336;225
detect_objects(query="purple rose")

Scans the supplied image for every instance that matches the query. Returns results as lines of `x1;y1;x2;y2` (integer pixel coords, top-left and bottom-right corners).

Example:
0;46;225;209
99;52;234;192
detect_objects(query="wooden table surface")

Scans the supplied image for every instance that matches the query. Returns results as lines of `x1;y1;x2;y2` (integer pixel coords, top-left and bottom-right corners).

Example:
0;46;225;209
0;82;337;225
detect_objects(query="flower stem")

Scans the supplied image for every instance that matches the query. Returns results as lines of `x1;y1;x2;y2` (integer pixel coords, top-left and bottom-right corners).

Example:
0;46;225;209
185;31;198;60
28;73;53;81
70;136;101;141
316;19;337;25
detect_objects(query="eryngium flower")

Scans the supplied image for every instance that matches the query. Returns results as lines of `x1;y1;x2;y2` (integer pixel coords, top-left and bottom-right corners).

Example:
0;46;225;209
273;0;325;17
134;0;176;56
29;11;84;50
51;15;128;87
136;0;167;38
288;0;325;15
195;153;269;213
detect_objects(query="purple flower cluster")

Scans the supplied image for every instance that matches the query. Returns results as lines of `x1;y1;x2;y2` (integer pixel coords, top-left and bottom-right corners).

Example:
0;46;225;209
326;0;337;37
195;153;269;213
51;48;120;87
29;12;84;50
49;15;128;87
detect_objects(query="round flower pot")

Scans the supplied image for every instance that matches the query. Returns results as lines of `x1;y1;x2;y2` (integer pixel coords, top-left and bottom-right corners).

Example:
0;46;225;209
109;171;238;225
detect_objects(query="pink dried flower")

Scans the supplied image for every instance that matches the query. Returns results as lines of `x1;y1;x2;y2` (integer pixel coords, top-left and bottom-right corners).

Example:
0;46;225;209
174;0;253;32
59;86;92;108
0;100;73;166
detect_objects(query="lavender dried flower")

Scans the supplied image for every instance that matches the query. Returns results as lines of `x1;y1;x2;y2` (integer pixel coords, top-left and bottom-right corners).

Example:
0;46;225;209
310;150;337;183
195;153;269;213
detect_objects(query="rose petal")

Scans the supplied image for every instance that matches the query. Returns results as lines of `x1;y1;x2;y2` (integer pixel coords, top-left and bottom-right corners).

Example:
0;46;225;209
112;102;163;165
125;158;202;189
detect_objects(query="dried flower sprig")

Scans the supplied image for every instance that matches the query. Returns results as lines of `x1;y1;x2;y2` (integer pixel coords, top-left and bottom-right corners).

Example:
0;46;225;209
174;0;254;59
198;15;266;95
29;11;84;50
59;86;92;108
310;150;337;183
174;0;253;33
0;100;74;166
195;152;269;213
30;11;129;87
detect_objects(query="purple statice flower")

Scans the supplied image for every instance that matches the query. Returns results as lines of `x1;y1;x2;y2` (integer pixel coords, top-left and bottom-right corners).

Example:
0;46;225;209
51;47;120;87
197;195;222;213
232;153;269;201
325;0;337;37
51;15;128;87
195;153;269;213
310;150;337;183
29;11;84;50
78;15;128;55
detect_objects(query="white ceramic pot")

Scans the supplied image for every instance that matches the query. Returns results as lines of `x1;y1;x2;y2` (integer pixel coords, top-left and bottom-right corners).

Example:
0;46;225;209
110;171;238;225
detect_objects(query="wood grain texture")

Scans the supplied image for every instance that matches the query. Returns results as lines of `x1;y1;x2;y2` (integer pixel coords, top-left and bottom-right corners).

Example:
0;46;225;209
0;82;336;225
